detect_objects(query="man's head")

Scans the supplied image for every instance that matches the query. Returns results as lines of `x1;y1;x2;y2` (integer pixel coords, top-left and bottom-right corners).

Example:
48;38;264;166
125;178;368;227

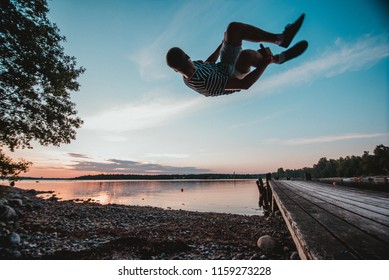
166;47;190;73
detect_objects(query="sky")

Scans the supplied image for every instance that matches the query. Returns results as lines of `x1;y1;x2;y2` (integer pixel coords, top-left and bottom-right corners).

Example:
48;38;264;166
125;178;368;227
8;0;389;178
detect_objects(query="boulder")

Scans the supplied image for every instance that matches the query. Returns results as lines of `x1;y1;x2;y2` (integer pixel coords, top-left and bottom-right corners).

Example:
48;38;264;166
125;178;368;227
8;232;21;246
0;205;18;221
257;235;279;253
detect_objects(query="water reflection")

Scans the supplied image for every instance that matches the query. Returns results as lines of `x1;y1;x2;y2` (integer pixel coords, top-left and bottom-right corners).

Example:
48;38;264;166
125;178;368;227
16;180;261;215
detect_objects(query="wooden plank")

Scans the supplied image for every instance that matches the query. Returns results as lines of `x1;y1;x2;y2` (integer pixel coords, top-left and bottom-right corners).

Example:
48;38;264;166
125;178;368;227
270;181;357;259
290;180;389;210
288;180;389;211
278;181;389;246
285;181;389;218
286;181;389;226
285;182;387;258
287;180;389;208
270;180;389;259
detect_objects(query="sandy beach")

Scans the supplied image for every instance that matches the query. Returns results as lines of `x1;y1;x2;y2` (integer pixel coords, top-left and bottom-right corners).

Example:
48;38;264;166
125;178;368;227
0;184;297;260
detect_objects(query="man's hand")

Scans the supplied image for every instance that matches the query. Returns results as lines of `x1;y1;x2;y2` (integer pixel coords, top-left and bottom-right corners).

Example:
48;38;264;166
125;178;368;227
258;44;274;64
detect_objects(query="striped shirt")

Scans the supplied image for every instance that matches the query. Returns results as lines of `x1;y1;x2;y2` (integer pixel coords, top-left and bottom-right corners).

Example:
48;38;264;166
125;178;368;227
183;60;240;97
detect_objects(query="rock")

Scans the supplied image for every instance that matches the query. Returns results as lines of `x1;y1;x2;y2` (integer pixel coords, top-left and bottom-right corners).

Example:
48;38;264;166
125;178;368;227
0;248;20;259
11;249;22;258
250;253;261;260
9;199;23;207
257;235;278;253
11;193;22;200
290;251;300;260
8;232;21;246
34;202;44;209
0;186;297;260
0;205;18;221
0;198;8;205
26;189;38;195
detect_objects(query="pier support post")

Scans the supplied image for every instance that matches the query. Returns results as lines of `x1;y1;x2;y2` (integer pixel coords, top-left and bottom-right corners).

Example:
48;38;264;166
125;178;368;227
257;174;275;212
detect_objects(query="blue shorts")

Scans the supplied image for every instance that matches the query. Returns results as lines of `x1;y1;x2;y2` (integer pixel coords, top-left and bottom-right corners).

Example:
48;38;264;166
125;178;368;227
219;41;242;77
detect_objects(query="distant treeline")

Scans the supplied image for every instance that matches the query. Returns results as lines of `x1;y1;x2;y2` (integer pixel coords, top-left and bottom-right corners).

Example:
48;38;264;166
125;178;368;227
272;144;389;179
19;144;389;182
73;173;261;180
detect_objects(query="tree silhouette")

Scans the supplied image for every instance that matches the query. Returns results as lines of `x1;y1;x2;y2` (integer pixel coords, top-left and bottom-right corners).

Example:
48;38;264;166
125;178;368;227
273;145;389;179
0;0;84;182
0;0;85;151
0;149;31;182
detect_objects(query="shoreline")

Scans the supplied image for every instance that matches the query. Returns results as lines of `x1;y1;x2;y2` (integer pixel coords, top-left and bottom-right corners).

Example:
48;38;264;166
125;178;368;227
0;185;297;260
14;179;263;216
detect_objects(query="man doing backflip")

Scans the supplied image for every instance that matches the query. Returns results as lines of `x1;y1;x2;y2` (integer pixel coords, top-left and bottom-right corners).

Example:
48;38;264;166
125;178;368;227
166;14;307;97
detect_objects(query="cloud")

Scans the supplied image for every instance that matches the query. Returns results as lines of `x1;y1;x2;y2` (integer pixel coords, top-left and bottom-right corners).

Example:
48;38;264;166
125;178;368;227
69;158;210;174
67;153;91;159
283;133;387;146
249;33;389;95
83;95;203;132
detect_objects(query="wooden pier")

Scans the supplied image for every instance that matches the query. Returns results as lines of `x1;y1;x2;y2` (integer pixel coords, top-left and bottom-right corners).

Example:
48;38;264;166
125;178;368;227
268;179;389;259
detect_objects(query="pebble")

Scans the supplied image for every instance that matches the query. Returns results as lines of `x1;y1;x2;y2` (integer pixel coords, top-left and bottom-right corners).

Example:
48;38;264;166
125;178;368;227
0;205;18;221
257;235;278;253
250;253;261;260
290;251;300;260
11;249;22;258
9;199;23;207
0;185;297;260
11;193;22;199
8;232;21;246
0;198;8;205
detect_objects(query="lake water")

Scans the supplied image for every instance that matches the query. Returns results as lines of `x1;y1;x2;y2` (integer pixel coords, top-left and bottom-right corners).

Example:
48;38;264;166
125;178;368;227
15;179;262;216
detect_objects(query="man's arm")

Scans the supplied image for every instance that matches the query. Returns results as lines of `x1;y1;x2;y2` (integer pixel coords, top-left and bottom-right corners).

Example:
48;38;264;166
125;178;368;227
205;43;223;63
224;62;269;90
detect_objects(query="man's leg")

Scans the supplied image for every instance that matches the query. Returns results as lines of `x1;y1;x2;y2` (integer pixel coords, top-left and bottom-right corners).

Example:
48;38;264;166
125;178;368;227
224;22;281;75
224;22;280;47
225;41;308;90
234;49;266;75
225;14;305;47
234;44;274;77
234;40;308;77
224;47;273;90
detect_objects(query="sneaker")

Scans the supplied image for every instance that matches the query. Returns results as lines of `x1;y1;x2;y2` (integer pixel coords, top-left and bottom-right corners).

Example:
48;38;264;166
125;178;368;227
280;13;305;48
275;40;308;64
